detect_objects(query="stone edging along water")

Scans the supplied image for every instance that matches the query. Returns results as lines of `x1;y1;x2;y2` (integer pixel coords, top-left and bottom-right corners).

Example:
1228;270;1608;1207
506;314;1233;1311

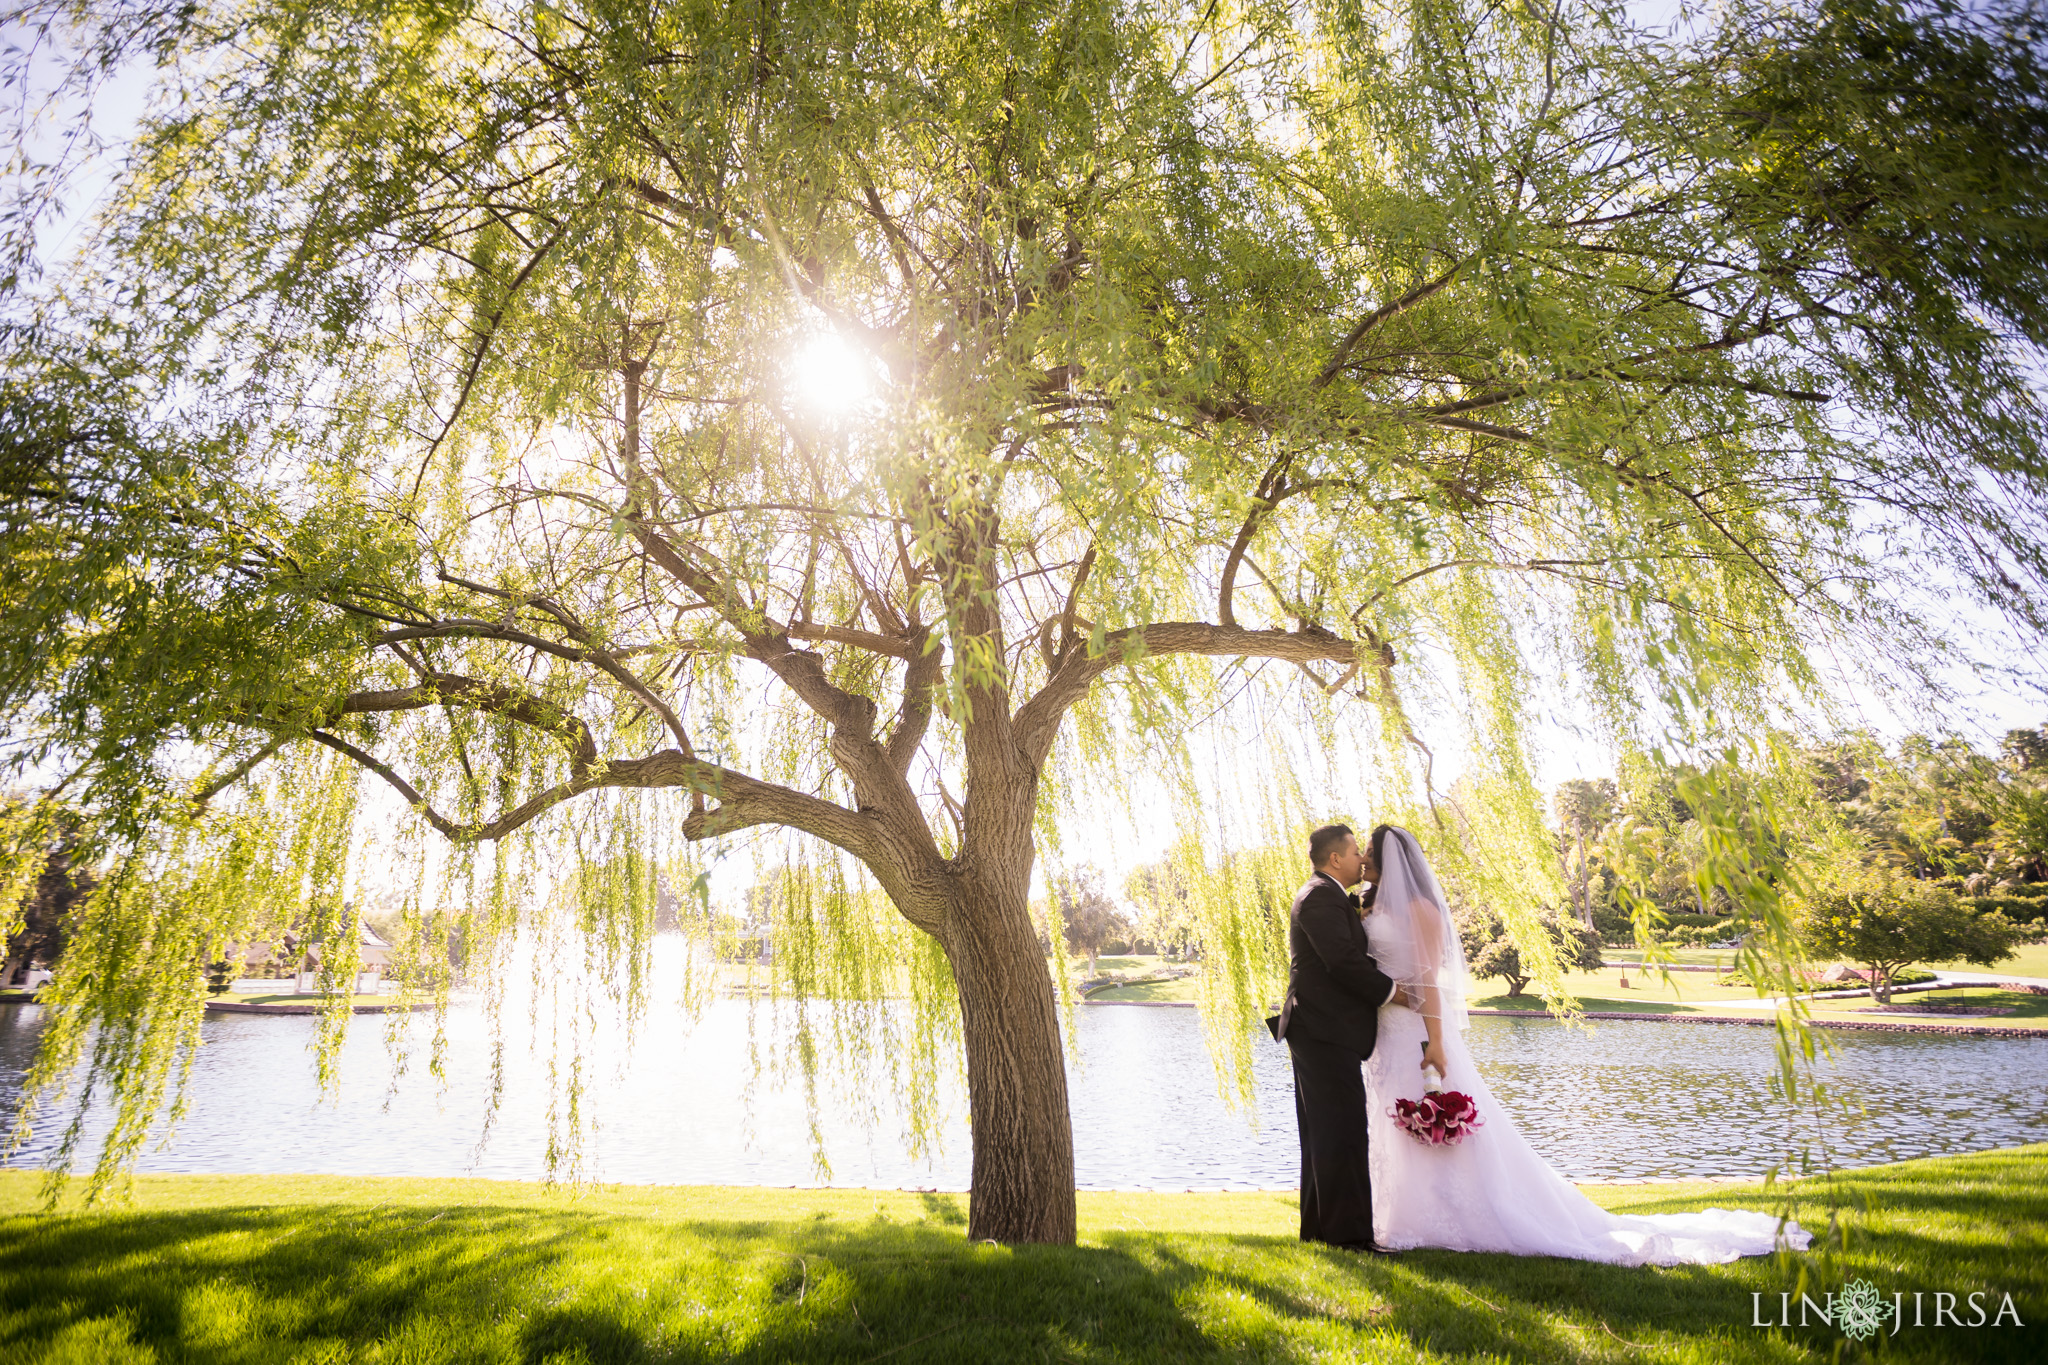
202;1001;436;1016
1083;999;1195;1008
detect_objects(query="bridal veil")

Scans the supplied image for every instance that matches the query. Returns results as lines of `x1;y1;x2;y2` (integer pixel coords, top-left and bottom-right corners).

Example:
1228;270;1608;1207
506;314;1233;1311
1366;827;1470;1031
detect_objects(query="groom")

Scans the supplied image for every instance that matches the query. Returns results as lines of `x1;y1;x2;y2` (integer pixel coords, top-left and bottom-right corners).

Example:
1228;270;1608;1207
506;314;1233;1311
1272;823;1398;1251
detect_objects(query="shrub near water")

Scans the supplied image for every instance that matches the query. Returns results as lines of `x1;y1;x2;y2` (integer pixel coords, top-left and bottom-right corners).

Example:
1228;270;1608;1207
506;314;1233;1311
1795;864;2026;1002
1457;904;1604;997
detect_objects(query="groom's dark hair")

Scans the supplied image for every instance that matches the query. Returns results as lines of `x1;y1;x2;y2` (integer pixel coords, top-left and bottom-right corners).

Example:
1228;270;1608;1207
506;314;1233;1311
1308;823;1353;868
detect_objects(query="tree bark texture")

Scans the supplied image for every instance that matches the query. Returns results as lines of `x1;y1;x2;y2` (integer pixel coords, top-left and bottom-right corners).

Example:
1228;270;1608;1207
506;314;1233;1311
945;867;1077;1244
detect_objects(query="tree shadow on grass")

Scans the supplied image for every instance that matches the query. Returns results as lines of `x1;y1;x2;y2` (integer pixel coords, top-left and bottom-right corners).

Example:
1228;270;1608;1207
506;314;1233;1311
0;1201;1508;1364
1100;1235;1714;1365
0;1199;588;1364
915;1192;965;1226
0;1202;1219;1363
1;1181;2037;1364
528;1221;1777;1365
0;1202;1787;1364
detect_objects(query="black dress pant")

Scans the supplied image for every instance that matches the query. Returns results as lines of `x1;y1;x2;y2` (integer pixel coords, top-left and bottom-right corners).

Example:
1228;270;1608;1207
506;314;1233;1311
1287;1030;1374;1247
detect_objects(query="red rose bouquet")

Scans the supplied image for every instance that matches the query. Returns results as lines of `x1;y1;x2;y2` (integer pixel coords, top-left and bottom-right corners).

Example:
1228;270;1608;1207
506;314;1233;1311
1389;1064;1483;1146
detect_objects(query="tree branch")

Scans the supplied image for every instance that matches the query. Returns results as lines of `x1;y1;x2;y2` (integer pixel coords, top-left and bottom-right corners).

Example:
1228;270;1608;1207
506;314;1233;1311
1219;451;1292;627
1057;543;1097;658
788;622;918;659
301;720;894;868
1315;260;1468;389
189;737;286;805
407;224;566;502
370;619;698;756
1016;621;1359;765
886;630;943;775
339;671;599;776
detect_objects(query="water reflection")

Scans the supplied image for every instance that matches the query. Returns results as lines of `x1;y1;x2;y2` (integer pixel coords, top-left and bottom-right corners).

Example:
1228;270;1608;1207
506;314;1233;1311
1462;1015;2048;1180
1;1001;2041;1188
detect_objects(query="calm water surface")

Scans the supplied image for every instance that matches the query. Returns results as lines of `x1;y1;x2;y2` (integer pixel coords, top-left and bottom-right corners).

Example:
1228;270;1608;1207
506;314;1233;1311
1;1000;2042;1187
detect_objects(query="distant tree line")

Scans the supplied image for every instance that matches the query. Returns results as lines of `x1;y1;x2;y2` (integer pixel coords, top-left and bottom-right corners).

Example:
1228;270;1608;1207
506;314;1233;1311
1544;725;2048;937
1036;723;2048;1001
1;809;90;988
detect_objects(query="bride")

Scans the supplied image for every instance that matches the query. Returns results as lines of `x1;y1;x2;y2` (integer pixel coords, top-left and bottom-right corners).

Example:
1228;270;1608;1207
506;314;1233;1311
1358;824;1811;1266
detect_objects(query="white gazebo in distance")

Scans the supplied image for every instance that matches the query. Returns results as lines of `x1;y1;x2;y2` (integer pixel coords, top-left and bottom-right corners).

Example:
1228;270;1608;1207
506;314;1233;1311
293;918;394;995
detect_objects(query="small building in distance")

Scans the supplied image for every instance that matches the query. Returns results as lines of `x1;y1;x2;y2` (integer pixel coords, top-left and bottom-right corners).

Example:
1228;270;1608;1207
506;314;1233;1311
235;914;394;995
293;919;393;994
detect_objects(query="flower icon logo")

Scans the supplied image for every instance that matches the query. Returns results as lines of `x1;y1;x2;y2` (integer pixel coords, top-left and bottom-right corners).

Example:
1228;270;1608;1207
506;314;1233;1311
1835;1279;1888;1341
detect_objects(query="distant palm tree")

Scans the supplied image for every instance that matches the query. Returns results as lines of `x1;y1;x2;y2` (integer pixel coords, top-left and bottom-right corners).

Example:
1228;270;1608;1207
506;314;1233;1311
1553;780;1617;930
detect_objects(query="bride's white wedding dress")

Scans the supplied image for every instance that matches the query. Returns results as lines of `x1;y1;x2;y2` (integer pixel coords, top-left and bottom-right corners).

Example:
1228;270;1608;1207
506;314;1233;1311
1359;829;1810;1267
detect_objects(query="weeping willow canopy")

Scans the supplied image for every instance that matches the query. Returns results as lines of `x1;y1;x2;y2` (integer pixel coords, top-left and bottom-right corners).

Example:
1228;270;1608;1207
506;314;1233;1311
2;0;2044;1241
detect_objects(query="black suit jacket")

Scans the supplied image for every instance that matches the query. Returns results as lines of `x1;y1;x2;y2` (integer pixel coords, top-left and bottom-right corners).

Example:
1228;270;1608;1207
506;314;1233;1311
1276;871;1397;1057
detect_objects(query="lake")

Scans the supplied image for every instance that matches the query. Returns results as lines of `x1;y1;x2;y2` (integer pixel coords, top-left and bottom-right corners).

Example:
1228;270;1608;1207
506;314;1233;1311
2;999;2043;1188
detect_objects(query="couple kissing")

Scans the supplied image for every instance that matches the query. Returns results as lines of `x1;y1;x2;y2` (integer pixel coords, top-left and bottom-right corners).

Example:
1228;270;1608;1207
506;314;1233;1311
1271;822;1809;1265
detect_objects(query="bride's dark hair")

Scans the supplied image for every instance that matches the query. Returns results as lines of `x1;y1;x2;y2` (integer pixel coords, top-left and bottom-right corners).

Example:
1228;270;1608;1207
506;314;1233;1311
1359;823;1396;907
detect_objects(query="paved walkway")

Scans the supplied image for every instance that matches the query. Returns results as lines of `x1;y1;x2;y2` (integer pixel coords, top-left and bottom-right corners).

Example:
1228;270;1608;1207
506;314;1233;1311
1760;969;2048;1009
1928;969;2048;986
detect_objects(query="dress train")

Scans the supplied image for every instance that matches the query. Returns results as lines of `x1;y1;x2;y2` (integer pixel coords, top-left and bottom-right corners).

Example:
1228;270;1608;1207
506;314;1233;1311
1364;1003;1810;1266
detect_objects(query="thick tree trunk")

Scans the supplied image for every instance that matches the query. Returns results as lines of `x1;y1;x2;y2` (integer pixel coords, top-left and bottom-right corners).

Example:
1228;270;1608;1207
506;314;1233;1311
945;869;1076;1244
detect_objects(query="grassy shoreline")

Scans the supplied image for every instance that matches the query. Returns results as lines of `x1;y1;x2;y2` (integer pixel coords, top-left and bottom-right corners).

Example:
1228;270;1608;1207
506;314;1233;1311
3;1145;2041;1362
1085;954;2048;1030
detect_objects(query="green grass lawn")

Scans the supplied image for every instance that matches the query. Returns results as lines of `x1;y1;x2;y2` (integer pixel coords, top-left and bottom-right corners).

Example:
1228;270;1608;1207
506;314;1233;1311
1925;942;2048;980
1094;962;1818;1011
1600;948;1743;968
1470;969;2048;1029
1476;966;1769;1010
1755;998;2048;1031
1080;954;1201;1004
1839;986;2048;1020
1603;943;2048;981
1087;977;1199;1004
1090;955;1174;973
1095;960;2048;1018
1476;993;1699;1015
1475;965;1808;1018
2;1146;2041;1363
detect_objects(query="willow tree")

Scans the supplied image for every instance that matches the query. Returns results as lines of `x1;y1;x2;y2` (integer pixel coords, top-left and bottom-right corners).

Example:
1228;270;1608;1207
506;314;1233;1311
4;0;2046;1241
